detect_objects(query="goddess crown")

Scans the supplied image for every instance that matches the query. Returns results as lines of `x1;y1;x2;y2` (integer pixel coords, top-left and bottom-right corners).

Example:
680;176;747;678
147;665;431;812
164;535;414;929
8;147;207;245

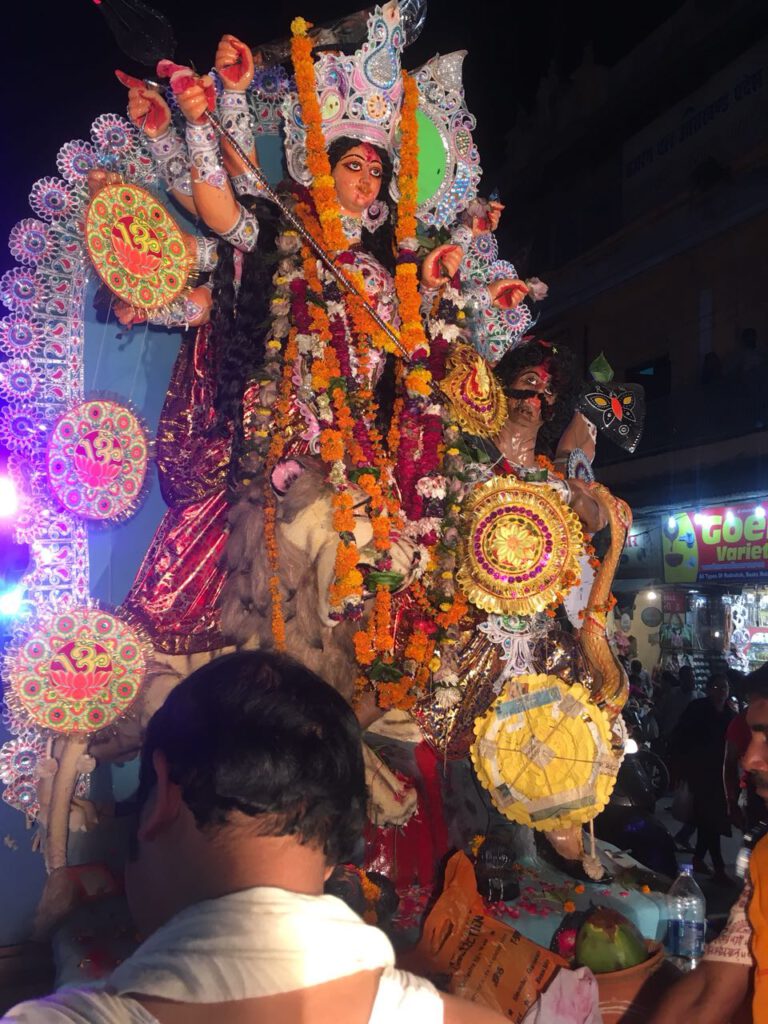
283;2;405;185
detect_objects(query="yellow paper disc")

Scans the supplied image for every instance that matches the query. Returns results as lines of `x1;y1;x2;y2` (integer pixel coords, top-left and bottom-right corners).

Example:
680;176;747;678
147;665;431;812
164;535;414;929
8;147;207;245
457;476;584;616
85;183;190;310
470;674;619;832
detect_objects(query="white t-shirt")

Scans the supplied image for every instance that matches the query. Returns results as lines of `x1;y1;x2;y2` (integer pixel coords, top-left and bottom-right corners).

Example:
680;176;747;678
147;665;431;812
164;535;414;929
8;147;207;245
3;887;444;1023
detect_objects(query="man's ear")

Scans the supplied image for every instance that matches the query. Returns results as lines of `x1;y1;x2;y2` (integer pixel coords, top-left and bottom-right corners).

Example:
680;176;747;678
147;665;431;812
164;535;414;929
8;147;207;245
137;750;183;842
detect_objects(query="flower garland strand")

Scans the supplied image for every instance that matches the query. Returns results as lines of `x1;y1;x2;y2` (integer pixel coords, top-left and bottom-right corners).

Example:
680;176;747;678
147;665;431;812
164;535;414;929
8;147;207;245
290;19;348;254
394;71;430;360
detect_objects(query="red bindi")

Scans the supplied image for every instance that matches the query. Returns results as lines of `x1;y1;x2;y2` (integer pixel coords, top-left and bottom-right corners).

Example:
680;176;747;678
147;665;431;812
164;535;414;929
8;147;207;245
359;143;381;163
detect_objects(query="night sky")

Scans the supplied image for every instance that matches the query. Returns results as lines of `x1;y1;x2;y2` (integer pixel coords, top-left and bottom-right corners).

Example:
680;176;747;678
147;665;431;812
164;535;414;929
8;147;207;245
0;0;682;277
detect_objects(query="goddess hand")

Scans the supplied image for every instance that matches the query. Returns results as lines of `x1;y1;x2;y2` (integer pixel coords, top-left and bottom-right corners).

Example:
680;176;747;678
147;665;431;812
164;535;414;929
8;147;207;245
113;301;146;327
86;169;122;198
421;243;463;289
124;84;171;139
216;34;255;91
177;76;215;125
488;277;529;309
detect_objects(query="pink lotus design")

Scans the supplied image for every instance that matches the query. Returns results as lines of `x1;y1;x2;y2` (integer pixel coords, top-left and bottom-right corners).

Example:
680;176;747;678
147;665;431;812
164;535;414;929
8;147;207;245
110;215;162;276
49;640;113;701
73;430;122;487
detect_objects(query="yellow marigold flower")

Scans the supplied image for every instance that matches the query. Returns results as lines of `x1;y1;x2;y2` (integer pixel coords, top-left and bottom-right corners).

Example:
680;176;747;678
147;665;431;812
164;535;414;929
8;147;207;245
428;656;441;672
447;447;459;456
290;16;311;35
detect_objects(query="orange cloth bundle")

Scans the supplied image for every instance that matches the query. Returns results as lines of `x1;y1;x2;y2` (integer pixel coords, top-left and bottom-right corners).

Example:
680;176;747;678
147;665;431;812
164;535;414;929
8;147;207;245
416;851;566;1020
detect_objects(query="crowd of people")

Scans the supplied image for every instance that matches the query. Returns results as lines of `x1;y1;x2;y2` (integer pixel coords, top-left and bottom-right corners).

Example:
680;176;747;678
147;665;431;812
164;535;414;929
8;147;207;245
622;657;763;885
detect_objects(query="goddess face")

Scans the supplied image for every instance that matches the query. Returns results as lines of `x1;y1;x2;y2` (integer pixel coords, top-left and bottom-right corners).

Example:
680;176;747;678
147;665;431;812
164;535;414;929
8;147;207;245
332;143;383;217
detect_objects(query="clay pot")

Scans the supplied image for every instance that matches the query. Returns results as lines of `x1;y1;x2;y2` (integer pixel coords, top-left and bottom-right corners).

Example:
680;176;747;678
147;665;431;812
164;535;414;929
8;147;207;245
593;941;675;1024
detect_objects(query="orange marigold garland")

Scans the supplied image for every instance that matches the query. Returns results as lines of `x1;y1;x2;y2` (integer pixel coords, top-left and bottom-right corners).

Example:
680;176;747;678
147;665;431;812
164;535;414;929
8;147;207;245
394;71;430;360
263;492;286;651
290;20;347;254
267;35;474;713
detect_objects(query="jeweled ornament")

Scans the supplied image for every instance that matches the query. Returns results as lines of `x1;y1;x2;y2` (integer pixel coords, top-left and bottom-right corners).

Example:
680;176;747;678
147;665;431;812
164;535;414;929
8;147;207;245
5;607;148;735
85;183;190;310
457;476;584;616
47;399;149;522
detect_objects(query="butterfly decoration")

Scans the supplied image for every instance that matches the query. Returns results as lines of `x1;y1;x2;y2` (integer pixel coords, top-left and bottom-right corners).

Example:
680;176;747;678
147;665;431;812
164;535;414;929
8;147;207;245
578;381;646;453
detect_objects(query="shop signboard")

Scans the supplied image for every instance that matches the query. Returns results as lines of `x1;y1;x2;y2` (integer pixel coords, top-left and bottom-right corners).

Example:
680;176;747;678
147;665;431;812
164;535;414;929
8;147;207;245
662;499;768;584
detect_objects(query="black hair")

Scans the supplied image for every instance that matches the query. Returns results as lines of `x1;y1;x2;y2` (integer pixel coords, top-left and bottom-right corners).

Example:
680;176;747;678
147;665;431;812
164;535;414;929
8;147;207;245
745;662;768;701
136;650;367;864
494;339;583;457
210;194;282;442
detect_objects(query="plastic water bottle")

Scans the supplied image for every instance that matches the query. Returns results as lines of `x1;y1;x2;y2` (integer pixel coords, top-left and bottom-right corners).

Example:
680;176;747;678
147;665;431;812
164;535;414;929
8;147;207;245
665;864;706;971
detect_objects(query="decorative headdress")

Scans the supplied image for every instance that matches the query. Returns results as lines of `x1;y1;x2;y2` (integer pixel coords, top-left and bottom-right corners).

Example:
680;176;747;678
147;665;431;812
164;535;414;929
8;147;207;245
283;3;405;185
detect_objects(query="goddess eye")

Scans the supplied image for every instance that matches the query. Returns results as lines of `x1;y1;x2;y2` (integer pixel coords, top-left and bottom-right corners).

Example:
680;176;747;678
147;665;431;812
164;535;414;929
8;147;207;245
343;160;362;171
370;166;382;178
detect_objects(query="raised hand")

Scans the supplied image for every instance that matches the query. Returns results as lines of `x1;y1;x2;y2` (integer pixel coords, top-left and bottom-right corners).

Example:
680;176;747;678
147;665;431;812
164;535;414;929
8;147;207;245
156;61;216;124
215;34;255;91
176;77;216;125
113;301;147;327
488;278;529;310
421;243;464;289
126;85;171;139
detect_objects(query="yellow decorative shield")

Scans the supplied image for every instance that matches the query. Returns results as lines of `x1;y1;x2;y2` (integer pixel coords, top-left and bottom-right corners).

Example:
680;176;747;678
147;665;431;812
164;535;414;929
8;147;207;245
471;674;618;832
457;476;584;616
85;183;190;310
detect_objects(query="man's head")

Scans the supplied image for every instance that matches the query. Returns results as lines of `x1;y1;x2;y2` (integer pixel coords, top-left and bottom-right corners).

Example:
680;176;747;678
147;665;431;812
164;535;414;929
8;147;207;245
707;673;729;711
743;664;768;802
678;665;695;693
126;651;366;934
630;659;642;675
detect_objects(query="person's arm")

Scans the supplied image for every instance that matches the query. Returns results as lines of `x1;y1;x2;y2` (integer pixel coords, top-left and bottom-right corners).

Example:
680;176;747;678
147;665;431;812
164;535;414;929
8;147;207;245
214;34;262;190
567;477;608;533
442;993;506;1023
177;80;260;251
649;960;750;1024
124;85;197;217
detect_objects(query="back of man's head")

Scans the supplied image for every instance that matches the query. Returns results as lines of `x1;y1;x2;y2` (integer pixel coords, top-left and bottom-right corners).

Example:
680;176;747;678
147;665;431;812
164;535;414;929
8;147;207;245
137;650;367;864
630;659;642;675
